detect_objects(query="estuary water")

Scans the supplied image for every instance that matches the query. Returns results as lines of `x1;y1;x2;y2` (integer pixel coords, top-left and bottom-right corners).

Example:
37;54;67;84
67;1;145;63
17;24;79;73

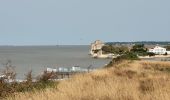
0;45;111;79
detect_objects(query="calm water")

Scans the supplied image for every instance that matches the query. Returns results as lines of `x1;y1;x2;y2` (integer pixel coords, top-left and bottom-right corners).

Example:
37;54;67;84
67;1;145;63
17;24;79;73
0;45;110;79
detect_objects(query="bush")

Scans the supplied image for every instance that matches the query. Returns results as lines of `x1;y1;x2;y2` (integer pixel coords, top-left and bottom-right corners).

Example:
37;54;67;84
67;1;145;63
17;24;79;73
37;71;57;83
121;52;139;60
106;52;139;67
2;60;16;82
102;45;129;54
130;44;149;56
0;69;57;99
164;45;170;51
147;52;155;57
102;45;114;54
164;52;168;56
25;70;33;83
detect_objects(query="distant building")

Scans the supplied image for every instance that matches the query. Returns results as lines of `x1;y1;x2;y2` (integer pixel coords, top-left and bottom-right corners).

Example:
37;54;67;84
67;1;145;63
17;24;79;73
148;46;167;55
90;40;105;55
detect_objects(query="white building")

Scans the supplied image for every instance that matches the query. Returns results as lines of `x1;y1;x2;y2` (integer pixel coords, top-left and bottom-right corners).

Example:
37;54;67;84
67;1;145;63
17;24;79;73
148;46;167;55
90;40;104;55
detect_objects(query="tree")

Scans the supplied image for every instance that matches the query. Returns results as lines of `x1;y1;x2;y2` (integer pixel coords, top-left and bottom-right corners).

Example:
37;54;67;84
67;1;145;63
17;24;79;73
101;45;113;54
131;44;147;52
131;44;148;56
105;52;139;68
117;46;129;54
164;45;170;51
102;45;129;54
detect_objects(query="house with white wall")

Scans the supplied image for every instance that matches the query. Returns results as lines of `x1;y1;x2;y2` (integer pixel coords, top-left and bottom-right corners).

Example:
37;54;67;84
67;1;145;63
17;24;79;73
148;46;168;55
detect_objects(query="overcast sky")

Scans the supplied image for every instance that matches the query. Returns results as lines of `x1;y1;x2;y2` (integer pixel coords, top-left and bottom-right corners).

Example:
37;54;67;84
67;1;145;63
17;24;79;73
0;0;170;45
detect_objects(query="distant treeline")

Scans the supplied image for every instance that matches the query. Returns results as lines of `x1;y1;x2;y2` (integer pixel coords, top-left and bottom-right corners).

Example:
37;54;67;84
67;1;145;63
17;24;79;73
106;41;170;45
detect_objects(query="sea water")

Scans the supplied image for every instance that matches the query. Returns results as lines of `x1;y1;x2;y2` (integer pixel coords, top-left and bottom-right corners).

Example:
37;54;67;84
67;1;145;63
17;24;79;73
0;45;110;79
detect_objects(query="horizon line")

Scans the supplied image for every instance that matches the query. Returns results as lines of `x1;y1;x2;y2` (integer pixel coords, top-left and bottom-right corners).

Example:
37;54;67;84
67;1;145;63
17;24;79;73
0;41;170;46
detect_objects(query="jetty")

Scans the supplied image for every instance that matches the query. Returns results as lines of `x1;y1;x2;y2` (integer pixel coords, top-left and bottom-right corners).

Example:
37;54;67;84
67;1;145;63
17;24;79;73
46;66;95;79
0;66;95;83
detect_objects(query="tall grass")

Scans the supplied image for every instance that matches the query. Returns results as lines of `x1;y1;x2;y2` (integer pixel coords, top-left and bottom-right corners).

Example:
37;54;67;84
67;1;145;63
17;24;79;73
8;61;170;100
0;69;57;99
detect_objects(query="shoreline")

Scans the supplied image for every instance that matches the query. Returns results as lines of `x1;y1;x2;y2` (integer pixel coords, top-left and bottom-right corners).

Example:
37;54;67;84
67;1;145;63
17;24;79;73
139;55;170;59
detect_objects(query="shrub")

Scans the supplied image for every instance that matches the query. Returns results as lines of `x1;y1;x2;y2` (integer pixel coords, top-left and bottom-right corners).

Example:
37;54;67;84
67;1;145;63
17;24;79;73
25;70;33;84
102;45;114;54
0;68;57;99
164;52;168;56
37;71;57;83
147;52;155;57
131;44;147;52
106;52;139;67
102;45;129;54
164;45;170;51
2;60;16;82
120;52;139;60
131;44;148;56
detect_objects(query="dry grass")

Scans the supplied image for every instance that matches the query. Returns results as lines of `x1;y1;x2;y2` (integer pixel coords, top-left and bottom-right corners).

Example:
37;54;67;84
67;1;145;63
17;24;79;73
7;61;170;100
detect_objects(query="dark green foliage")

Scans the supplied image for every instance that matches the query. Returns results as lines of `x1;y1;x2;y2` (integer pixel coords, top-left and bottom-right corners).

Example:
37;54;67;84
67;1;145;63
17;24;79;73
131;44;147;52
131;44;148;56
147;52;155;57
102;45;114;54
120;52;139;60
106;52;139;68
164;52;168;56
102;45;129;54
164;45;170;51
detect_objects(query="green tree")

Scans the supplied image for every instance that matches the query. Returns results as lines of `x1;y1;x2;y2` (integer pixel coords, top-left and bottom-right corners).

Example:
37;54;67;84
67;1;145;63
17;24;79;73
131;44;147;56
102;45;113;54
102;45;129;54
164;45;170;51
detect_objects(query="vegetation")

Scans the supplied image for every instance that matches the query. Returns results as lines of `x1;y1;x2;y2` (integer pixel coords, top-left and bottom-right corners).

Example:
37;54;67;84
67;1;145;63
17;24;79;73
164;45;170;51
2;60;17;81
164;52;168;56
106;52;139;67
7;61;170;100
0;61;58;99
102;44;156;57
0;78;57;99
102;45;129;54
147;52;155;57
106;41;170;45
130;44;148;56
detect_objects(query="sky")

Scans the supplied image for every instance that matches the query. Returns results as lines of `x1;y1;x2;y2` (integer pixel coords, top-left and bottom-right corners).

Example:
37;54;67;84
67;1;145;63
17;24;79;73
0;0;170;45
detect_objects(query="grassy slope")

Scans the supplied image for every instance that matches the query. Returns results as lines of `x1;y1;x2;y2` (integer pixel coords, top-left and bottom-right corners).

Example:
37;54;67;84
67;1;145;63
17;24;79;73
8;61;170;100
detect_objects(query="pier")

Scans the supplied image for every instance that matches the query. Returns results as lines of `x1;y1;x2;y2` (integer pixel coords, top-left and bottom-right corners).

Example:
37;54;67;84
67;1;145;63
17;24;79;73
46;66;95;79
